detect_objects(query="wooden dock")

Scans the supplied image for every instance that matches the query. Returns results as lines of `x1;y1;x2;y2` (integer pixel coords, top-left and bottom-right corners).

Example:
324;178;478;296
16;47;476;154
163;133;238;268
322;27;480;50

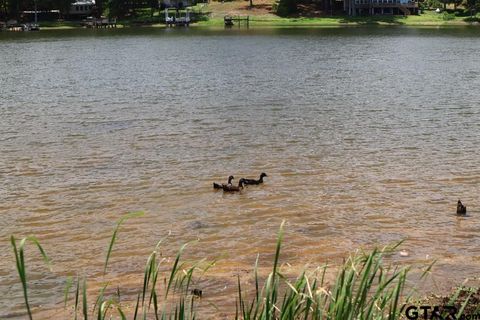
82;17;117;28
224;15;249;27
166;17;190;27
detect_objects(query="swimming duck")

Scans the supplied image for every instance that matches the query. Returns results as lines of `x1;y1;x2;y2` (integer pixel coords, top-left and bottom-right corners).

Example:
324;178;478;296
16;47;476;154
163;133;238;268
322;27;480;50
243;173;267;185
457;200;467;215
223;178;245;192
213;175;234;189
191;288;202;298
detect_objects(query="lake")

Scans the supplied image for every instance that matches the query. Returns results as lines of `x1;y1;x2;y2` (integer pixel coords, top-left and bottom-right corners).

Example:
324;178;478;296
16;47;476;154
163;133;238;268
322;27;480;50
1;26;480;318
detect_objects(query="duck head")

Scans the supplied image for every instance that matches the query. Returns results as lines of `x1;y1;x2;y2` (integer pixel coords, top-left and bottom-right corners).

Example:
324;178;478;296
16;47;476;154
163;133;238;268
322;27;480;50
228;175;235;184
260;172;267;178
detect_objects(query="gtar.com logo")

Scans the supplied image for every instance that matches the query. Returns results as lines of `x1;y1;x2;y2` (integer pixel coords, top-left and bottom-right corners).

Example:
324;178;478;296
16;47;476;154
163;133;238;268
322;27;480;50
404;305;480;320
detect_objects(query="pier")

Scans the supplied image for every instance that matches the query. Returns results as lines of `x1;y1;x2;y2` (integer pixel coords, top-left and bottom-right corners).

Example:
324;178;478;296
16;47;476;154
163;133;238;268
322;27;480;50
82;17;117;28
224;15;250;27
165;8;191;27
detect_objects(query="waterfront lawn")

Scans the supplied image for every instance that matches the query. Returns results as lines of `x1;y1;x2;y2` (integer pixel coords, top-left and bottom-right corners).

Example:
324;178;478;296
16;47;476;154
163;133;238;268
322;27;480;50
33;4;480;29
197;10;478;27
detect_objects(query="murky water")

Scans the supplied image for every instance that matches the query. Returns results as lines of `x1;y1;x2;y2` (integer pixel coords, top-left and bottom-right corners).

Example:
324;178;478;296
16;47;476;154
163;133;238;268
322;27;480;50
1;26;480;318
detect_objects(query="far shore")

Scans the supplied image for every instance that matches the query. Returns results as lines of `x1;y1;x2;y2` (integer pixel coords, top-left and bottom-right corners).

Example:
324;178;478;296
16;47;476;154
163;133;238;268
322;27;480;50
3;8;480;31
31;18;480;31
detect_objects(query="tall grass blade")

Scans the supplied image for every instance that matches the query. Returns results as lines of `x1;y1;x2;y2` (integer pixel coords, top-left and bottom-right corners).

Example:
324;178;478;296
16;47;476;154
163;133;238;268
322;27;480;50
74;276;80;320
165;242;189;298
82;277;88;320
10;235;51;320
133;293;140;320
104;211;144;274
64;276;73;309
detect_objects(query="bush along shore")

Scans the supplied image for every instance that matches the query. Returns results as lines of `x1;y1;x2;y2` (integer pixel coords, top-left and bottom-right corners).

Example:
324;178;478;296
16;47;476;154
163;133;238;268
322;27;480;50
10;213;480;319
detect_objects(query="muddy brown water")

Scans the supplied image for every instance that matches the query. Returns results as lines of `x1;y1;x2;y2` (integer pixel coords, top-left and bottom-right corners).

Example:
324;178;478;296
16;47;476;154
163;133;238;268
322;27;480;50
1;26;480;318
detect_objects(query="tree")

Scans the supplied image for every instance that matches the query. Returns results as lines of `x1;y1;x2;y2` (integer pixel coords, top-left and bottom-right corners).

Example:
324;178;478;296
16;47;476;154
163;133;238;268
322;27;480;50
7;0;21;19
107;0;127;17
276;0;297;16
148;0;157;17
52;0;74;18
0;0;8;19
466;0;479;17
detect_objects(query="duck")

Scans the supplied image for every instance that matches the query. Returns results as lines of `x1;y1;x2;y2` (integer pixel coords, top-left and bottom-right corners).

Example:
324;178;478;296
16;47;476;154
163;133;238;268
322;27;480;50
457;200;467;215
213;175;234;189
223;178;245;192
191;288;202;298
243;172;267;185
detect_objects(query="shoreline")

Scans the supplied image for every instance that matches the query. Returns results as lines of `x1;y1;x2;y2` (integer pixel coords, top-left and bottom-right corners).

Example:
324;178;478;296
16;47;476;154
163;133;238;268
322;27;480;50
4;12;480;31
28;21;480;31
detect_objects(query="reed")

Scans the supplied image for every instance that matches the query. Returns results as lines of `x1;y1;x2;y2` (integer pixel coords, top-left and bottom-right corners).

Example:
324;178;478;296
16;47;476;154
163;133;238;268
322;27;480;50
10;215;471;319
235;223;413;320
10;235;51;320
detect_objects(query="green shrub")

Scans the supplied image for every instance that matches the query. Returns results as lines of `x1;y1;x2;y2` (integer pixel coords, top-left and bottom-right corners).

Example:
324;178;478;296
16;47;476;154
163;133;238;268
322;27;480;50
442;12;456;20
275;0;297;16
423;0;442;9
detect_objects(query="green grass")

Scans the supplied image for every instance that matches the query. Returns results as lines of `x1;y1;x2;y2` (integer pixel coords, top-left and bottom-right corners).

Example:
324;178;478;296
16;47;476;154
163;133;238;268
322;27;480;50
196;11;480;27
10;235;51;320
9;215;476;319
35;20;81;29
30;8;480;30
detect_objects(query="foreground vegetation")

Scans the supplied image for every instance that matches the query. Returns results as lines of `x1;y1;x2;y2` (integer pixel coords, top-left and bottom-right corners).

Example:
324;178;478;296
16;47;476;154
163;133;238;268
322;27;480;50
9;213;480;319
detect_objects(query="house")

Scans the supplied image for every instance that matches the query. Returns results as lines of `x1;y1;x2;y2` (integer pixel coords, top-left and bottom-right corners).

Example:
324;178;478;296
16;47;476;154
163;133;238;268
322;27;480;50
70;1;95;16
344;0;419;15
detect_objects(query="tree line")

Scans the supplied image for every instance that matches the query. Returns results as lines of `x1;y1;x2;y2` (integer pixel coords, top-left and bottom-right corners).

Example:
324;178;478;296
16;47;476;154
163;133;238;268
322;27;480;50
1;0;478;21
0;0;193;20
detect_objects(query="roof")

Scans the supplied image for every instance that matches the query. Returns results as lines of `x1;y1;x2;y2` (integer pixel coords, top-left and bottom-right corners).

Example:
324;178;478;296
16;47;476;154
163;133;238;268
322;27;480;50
71;0;95;5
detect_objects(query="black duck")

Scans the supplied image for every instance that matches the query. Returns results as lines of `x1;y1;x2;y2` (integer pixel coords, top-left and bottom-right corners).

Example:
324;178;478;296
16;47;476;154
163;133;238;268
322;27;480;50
213;175;234;189
243;172;267;185
223;178;245;192
457;200;467;215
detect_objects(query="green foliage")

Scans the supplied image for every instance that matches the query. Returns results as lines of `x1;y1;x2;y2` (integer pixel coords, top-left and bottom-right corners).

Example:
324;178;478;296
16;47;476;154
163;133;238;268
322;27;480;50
107;0;126;18
465;0;480;16
442;11;456;19
422;0;442;9
275;0;297;16
236;223;413;320
464;15;480;21
104;211;144;274
9;216;466;320
10;235;51;320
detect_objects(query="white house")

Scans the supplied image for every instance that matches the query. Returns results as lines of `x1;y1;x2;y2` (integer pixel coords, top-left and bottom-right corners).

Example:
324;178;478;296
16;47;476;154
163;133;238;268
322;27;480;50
69;0;95;16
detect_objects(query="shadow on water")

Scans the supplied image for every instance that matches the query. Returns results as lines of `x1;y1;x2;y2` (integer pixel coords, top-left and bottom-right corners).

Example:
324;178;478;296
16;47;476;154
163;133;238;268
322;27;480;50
2;23;480;41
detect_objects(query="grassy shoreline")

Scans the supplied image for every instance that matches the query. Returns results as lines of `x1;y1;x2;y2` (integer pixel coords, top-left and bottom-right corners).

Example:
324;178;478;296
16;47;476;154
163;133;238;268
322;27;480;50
17;10;480;30
196;12;479;27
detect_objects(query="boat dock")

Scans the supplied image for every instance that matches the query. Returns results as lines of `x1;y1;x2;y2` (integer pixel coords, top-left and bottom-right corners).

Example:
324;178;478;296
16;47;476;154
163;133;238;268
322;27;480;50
224;15;250;27
82;17;117;28
165;8;191;27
